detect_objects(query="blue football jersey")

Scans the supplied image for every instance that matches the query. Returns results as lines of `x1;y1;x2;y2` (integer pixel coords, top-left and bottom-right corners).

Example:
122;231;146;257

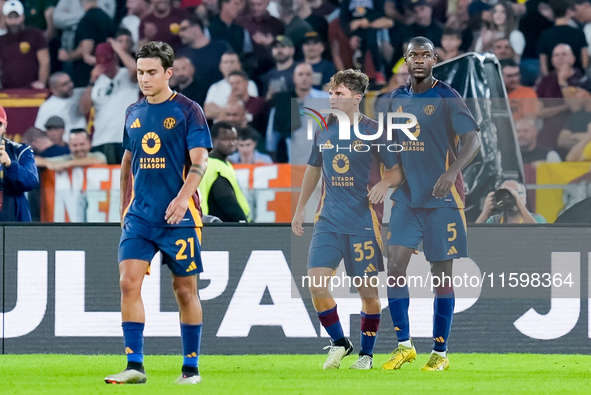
122;92;213;227
308;114;397;239
388;79;479;208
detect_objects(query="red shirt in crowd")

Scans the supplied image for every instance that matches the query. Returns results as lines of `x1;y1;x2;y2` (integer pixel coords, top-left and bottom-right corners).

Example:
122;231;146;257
139;8;189;50
0;27;47;89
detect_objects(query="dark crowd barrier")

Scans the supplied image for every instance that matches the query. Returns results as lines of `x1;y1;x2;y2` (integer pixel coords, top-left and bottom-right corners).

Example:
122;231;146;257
1;224;590;354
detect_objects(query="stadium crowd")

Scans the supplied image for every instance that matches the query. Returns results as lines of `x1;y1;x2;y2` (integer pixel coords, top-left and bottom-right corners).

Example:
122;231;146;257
1;0;591;220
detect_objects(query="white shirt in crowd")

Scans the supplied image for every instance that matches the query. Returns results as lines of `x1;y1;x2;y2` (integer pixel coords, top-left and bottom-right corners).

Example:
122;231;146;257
120;15;140;51
35;87;88;142
204;79;259;107
91;68;139;147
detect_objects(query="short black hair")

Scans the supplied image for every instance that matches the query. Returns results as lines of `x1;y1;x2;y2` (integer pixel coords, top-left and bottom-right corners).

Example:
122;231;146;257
211;121;237;139
499;59;519;69
227;70;249;81
218;0;232;12
406;36;435;55
574;0;591;5
549;0;571;18
116;28;132;38
70;128;90;139
238;127;260;142
183;14;204;32
441;27;461;39
136;41;175;70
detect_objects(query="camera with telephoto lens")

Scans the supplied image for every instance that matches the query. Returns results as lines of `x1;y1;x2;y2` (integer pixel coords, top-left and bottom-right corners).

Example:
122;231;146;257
493;188;515;211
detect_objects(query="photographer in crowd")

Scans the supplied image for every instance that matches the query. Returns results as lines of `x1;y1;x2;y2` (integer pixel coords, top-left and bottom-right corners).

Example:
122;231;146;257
475;180;547;224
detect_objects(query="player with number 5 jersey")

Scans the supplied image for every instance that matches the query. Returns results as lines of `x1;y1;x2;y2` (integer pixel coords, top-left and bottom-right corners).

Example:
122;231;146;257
381;36;481;372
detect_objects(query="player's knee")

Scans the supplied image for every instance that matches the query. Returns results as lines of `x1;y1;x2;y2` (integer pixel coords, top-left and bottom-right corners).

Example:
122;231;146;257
387;262;407;280
361;297;381;313
308;283;330;298
119;276;142;296
172;283;198;306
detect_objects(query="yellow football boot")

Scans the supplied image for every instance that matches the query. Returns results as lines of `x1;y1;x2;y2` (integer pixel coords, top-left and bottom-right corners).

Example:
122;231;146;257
381;341;417;370
421;353;450;371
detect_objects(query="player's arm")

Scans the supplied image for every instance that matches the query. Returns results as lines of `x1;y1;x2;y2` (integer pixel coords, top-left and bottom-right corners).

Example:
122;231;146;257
165;147;208;225
367;164;404;204
433;130;480;198
119;150;132;218
291;165;322;236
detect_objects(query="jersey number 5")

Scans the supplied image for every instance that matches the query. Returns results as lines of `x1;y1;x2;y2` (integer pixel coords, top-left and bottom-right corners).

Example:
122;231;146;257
447;223;457;241
176;237;195;260
353;241;375;262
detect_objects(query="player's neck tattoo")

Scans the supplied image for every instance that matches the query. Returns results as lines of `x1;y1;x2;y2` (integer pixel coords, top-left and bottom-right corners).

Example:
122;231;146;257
189;163;205;177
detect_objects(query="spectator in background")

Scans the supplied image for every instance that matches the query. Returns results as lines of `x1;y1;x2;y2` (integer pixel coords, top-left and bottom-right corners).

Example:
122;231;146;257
538;0;588;76
204;51;259;118
35;72;87;141
328;16;354;71
518;0;553;86
228;126;273;164
277;0;312;61
209;0;252;55
436;27;463;62
302;31;335;90
340;0;392;84
58;0;115;88
235;0;285;75
405;0;443;48
217;100;248;126
501;59;538;121
120;0;151;51
138;0;187;50
537;44;583;153
78;41;139;164
177;14;230;105
22;127;58;157
474;1;525;58
227;70;267;132
267;62;328;162
263;35;297;99
115;28;135;59
42;116;71;156
0;105;39;222
573;0;591;45
557;84;591;155
199;121;250;222
171;56;201;103
35;128;107;170
566;123;591;161
492;38;516;61
0;1;49;89
476;180;547;223
516;118;561;164
294;0;328;43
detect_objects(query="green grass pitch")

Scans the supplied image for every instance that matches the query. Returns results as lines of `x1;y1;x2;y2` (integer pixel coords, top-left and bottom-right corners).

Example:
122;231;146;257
2;354;590;394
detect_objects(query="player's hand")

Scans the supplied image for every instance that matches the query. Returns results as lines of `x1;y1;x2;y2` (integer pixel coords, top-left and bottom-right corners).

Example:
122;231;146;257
481;191;495;215
0;142;11;167
291;210;304;236
165;196;189;225
367;179;390;204
432;169;458;199
58;49;70;62
30;80;45;89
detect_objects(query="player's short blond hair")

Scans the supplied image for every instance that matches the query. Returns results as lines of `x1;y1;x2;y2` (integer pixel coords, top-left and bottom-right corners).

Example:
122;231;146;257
327;69;369;96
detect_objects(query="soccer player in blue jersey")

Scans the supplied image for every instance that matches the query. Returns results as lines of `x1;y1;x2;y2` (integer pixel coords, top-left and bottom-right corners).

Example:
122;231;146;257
292;69;403;370
381;37;481;371
104;41;212;385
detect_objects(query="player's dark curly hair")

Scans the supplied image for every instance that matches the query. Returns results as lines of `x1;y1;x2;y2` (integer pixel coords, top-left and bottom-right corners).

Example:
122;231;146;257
327;69;369;96
136;41;175;70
